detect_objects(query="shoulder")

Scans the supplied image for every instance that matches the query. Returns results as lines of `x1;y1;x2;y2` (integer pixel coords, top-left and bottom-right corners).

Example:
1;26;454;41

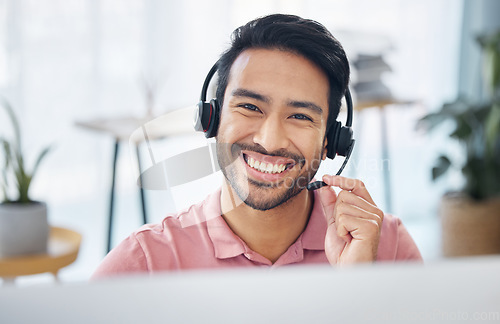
92;190;222;279
129;190;223;255
128;187;220;232
131;204;210;248
379;213;402;235
135;188;222;239
377;214;423;262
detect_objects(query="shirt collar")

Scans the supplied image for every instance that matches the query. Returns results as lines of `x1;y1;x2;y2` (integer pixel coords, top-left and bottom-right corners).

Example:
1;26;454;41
299;189;327;250
206;187;327;260
205;189;248;259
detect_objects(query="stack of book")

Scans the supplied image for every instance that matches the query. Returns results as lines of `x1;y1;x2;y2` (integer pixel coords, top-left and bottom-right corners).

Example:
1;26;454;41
333;30;394;104
351;53;392;103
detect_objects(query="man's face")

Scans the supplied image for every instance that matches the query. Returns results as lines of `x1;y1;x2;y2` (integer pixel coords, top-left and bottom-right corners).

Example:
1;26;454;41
216;48;330;211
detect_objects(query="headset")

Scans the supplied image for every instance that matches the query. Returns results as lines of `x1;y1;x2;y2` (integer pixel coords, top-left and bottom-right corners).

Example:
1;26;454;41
194;62;355;191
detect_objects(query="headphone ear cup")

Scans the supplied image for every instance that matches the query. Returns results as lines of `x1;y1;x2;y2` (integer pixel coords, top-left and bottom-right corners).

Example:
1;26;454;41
336;126;354;157
204;98;220;138
326;121;341;159
194;100;213;134
194;101;207;132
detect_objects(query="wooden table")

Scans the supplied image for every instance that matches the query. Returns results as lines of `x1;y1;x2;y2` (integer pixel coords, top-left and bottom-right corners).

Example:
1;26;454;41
0;227;81;284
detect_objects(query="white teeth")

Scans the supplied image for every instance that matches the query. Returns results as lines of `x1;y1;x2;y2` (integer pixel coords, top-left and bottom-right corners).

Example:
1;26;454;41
246;156;287;174
254;160;260;169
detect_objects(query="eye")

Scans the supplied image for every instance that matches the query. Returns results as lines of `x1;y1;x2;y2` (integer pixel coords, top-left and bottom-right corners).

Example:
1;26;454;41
290;113;313;121
237;103;261;112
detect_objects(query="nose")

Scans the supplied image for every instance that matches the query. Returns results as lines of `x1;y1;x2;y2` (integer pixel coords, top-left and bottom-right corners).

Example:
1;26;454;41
252;115;290;152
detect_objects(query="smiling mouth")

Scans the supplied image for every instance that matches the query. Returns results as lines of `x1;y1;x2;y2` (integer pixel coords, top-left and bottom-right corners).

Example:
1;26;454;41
243;154;294;174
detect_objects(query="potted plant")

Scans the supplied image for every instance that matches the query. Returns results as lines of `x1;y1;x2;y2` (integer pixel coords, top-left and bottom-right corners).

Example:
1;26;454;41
418;29;500;257
0;97;51;257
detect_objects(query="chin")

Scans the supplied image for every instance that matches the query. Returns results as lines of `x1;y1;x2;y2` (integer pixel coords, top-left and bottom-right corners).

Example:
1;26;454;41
240;180;305;211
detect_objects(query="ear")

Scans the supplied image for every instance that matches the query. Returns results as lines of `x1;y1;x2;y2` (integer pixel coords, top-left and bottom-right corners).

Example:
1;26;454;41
322;137;328;160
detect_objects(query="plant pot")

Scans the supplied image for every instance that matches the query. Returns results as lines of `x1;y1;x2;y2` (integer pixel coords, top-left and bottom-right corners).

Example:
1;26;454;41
0;201;49;258
441;193;500;257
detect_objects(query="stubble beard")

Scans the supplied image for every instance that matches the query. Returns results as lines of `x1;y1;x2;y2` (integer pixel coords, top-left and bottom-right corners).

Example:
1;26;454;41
216;141;320;211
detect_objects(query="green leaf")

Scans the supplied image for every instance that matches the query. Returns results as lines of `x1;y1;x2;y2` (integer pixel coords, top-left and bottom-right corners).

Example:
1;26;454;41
416;112;448;131
31;145;51;181
485;103;500;156
0;165;7;203
19;174;32;203
1;137;12;169
478;29;500;92
442;99;469;114
416;98;470;132
1;138;12;202
432;155;452;180
449;114;473;140
0;96;22;154
0;97;52;203
15;149;25;173
490;49;500;91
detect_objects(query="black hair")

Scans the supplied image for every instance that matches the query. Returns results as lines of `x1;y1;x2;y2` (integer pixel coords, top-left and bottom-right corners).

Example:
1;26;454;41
215;13;350;134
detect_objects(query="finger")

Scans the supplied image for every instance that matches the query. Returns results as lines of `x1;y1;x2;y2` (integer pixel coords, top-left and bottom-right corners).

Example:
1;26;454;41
335;190;384;221
316;184;337;225
336;214;381;242
333;200;383;225
335;215;381;263
322;175;376;206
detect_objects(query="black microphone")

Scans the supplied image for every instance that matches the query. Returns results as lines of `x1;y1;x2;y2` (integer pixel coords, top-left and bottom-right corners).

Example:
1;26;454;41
306;139;355;191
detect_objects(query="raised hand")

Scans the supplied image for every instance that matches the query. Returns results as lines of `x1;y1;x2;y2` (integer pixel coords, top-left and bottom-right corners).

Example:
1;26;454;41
317;175;384;265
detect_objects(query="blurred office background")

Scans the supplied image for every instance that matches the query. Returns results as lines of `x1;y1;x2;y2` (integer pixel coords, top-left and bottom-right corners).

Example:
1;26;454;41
0;0;498;285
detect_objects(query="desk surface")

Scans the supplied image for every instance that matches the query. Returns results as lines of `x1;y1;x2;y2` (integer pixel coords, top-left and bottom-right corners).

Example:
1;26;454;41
1;256;499;323
0;227;81;277
76;106;196;142
355;98;416;111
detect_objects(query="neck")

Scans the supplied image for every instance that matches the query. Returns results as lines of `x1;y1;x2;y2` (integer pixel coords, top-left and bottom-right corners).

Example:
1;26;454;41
220;181;313;263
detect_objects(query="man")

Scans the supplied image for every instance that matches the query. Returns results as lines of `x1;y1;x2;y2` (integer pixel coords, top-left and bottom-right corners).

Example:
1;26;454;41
92;14;421;279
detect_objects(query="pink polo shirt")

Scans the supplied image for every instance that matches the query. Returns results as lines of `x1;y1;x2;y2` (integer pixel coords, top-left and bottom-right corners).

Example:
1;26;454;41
92;189;422;279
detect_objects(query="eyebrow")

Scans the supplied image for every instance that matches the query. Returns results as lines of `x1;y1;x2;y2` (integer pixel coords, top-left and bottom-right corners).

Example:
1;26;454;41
287;100;324;115
231;88;324;115
231;88;271;103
